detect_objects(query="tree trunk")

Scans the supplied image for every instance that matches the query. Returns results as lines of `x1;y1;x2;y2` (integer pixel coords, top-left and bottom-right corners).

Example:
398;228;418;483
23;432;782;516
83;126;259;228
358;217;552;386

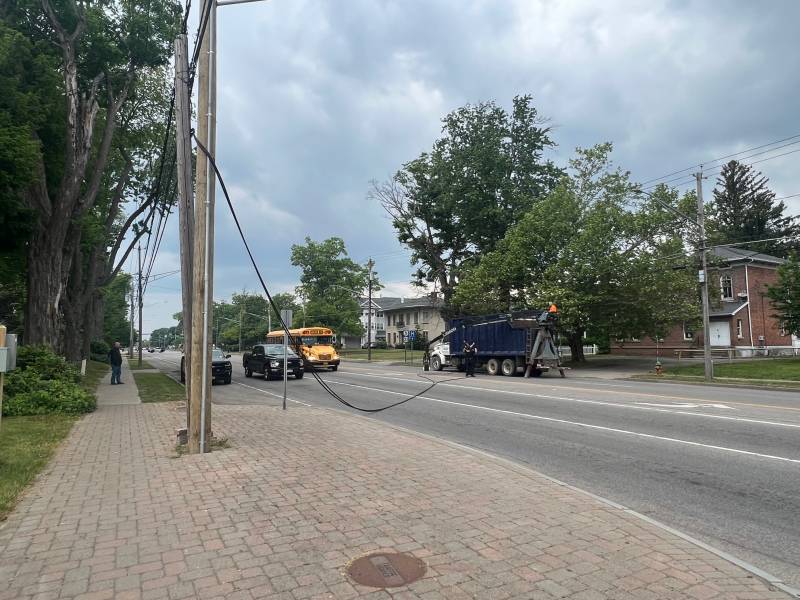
24;221;66;347
568;329;586;362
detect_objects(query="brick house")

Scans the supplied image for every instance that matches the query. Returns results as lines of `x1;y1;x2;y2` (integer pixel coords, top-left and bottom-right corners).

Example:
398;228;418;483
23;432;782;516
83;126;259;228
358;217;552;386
611;247;799;356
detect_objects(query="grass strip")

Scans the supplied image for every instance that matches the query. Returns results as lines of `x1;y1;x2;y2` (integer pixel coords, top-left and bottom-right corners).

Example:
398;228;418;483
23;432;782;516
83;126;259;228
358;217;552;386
0;414;77;520
339;348;423;363
133;372;185;403
665;358;800;381
80;360;110;392
127;359;155;370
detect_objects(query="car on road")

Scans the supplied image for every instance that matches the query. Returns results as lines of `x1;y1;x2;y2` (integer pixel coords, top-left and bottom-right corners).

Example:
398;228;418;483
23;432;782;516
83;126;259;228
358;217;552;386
180;348;232;384
242;344;304;380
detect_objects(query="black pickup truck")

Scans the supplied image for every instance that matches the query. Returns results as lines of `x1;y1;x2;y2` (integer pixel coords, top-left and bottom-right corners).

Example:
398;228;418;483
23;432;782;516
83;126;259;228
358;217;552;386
242;344;304;380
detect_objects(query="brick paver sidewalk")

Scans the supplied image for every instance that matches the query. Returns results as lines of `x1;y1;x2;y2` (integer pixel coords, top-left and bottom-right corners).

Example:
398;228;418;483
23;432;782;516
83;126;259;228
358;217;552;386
0;387;792;599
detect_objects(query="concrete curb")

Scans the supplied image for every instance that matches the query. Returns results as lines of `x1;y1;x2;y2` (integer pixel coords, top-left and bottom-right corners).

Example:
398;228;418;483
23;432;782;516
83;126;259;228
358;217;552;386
321;405;800;598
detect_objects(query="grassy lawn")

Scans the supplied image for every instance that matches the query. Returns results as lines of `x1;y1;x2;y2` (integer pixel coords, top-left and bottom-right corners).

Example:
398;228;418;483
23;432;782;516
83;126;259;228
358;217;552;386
80;360;110;391
666;358;800;381
128;359;154;370
133;372;185;402
339;348;424;363
0;414;78;520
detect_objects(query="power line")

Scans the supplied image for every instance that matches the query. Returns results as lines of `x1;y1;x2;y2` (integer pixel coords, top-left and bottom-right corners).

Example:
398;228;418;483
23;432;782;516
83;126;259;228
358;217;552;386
193;132;461;413
644;146;800;194
641;133;800;186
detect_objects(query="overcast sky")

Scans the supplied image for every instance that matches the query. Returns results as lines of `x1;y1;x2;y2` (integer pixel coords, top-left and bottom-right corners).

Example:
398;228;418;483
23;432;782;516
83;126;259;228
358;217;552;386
135;0;800;335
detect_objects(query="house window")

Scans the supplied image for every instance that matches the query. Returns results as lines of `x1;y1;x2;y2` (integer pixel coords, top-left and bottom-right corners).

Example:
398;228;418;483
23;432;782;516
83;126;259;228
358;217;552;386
720;275;733;300
377;312;383;317
683;323;694;340
780;321;789;337
414;312;419;324
423;310;430;322
736;319;743;339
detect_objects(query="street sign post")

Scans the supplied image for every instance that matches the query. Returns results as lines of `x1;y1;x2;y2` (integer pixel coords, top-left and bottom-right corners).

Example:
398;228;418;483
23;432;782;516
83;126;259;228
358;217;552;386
280;309;293;410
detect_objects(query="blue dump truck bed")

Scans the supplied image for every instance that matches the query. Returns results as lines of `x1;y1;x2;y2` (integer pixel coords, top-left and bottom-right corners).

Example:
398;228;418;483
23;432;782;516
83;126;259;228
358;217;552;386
448;314;529;357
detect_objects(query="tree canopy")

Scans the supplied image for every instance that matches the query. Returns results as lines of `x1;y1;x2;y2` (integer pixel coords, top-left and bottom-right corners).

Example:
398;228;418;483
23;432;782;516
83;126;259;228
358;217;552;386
767;252;800;337
372;95;563;304
708;160;798;257
452;144;698;359
290;237;377;336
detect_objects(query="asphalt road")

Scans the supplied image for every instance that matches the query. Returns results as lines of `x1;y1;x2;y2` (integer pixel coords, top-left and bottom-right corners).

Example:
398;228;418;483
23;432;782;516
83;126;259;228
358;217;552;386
146;351;800;587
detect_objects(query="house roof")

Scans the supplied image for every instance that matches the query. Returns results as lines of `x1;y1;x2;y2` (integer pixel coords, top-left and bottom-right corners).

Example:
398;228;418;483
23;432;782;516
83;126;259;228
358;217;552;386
360;296;443;311
710;246;785;266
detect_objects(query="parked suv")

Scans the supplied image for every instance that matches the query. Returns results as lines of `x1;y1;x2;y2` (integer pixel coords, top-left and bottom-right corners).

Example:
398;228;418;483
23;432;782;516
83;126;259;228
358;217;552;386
180;348;232;384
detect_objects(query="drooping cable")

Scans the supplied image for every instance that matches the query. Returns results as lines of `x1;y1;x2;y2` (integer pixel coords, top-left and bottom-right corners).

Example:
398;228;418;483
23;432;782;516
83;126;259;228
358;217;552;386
192;133;464;413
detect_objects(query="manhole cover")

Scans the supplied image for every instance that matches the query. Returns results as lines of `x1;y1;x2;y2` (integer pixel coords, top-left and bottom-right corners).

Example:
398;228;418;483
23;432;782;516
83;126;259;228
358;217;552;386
346;552;427;588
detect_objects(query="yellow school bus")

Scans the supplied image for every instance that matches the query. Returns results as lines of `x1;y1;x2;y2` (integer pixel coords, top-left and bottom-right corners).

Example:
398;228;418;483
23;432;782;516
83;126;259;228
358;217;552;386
266;327;340;371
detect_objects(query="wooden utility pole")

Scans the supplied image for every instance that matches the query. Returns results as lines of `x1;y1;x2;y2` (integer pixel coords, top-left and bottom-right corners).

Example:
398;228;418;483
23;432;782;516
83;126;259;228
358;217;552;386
696;171;713;381
174;33;194;429
189;0;216;453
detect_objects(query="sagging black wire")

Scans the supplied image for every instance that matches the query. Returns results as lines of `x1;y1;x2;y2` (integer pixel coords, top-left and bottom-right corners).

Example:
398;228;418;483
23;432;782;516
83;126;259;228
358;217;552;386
192;133;465;413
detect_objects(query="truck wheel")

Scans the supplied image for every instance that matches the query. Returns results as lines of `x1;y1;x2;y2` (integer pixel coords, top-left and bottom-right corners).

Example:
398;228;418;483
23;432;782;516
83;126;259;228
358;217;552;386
330;365;338;372
244;366;252;378
486;358;500;376
501;359;516;376
431;355;443;371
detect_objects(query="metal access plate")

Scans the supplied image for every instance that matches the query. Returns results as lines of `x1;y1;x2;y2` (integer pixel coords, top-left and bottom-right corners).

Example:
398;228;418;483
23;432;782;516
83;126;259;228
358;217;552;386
346;552;427;588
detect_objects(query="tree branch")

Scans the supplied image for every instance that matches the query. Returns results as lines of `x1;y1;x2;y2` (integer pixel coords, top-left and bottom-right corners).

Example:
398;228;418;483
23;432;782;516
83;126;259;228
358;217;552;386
77;71;133;216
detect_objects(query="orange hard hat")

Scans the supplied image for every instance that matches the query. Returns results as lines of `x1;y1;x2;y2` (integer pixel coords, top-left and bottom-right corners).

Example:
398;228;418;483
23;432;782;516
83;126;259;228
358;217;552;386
548;304;558;313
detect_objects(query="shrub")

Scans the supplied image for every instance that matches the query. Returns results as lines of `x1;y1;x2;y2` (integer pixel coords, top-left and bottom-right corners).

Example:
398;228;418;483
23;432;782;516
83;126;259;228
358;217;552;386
2;377;95;416
2;346;96;417
90;340;110;363
15;345;80;383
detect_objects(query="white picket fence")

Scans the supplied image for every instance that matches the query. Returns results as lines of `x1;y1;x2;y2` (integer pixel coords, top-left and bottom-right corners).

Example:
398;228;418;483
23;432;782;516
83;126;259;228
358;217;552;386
557;344;599;356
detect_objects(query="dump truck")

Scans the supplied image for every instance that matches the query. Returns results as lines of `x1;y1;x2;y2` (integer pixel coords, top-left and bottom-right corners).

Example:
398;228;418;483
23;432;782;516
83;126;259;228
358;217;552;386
424;306;565;377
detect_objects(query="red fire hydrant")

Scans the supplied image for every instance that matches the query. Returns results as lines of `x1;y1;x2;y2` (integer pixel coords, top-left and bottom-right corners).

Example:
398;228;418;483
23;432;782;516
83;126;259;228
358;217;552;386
654;360;663;376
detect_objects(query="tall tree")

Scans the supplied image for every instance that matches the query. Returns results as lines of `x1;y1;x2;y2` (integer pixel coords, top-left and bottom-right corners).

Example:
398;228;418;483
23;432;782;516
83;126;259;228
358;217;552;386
290;237;378;336
3;0;179;349
371;95;563;305
453;144;697;360
767;252;800;337
101;273;132;346
709;160;798;256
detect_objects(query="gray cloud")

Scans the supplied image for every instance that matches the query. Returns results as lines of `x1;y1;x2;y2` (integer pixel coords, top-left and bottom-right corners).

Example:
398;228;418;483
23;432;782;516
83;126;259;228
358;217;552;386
141;0;800;330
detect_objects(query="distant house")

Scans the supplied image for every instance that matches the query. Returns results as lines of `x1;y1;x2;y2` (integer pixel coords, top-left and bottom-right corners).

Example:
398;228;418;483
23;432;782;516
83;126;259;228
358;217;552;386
356;296;403;347
382;296;447;347
611;247;799;356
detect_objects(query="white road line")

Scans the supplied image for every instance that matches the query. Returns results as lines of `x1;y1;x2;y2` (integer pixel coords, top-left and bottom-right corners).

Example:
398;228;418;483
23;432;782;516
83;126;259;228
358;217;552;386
233;381;311;406
343;366;636;388
328;371;800;430
324;379;800;465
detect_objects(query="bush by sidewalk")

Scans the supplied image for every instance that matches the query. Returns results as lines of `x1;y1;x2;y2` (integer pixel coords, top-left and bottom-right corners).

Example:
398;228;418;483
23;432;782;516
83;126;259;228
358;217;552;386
0;348;108;521
2;346;97;416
